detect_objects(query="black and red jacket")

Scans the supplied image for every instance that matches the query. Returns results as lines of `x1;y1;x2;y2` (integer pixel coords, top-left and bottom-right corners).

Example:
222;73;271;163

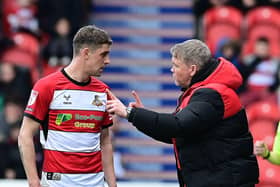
128;58;259;187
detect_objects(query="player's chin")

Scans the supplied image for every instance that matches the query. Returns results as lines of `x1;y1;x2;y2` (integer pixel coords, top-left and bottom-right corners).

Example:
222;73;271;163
93;72;102;77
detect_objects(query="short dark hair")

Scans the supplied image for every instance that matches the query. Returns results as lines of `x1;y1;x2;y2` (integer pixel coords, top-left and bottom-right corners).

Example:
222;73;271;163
256;36;269;44
73;25;112;56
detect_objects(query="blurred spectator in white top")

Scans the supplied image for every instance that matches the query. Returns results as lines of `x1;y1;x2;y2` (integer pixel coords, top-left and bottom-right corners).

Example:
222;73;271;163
240;37;280;106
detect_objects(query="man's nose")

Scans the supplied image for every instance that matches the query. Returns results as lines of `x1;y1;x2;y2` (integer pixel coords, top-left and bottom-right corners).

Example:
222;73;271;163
104;56;110;64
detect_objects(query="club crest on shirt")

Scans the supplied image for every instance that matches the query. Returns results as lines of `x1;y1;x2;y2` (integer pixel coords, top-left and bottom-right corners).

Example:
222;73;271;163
27;90;38;106
92;95;105;106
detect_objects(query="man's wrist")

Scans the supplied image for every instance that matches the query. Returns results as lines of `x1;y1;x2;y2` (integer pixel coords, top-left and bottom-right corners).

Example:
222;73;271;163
126;106;133;119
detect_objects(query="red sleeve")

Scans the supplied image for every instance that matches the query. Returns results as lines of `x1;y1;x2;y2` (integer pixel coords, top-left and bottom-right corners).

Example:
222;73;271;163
24;78;53;123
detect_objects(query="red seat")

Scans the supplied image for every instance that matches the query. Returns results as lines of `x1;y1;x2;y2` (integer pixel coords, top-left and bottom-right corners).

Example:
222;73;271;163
2;0;38;37
249;120;276;149
203;6;243;54
256;157;280;186
0;32;40;83
242;7;280;57
12;32;40;55
246;101;280;124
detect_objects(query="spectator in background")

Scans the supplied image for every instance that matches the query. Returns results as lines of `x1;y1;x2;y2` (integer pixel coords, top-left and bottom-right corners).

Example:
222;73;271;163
37;0;91;37
0;62;32;105
215;38;242;69
4;124;26;179
2;0;39;37
240;37;280;105
0;95;24;143
44;18;72;66
0;95;25;179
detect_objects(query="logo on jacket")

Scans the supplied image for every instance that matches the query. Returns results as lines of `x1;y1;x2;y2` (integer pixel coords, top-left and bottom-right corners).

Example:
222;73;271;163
55;113;72;125
92;95;104;106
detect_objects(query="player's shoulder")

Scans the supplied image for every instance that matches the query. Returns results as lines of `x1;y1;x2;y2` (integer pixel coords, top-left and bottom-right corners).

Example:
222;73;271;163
34;71;63;88
90;76;109;89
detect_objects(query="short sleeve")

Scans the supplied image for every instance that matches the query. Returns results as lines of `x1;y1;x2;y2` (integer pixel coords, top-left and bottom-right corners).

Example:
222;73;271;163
24;79;53;123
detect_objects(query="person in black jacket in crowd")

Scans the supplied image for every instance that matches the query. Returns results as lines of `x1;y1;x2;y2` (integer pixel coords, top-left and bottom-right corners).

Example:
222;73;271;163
106;39;259;187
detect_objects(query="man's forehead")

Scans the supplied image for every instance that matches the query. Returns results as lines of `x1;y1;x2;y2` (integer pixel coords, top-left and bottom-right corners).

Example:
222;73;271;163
95;44;111;53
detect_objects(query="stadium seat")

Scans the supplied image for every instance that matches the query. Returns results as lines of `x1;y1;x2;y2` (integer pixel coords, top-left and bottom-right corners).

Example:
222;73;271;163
242;7;280;57
246;101;280;124
249;120;276;149
203;6;243;54
0;32;40;82
256;157;280;186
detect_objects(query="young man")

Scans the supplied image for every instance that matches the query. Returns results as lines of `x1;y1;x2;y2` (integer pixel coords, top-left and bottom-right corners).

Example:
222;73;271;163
106;39;259;187
18;25;117;187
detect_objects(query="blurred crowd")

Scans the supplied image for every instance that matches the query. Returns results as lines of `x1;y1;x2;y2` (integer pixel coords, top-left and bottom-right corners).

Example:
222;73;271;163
0;0;91;179
195;0;280;107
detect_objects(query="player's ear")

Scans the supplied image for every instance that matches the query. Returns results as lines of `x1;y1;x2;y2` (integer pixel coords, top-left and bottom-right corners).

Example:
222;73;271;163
81;48;90;60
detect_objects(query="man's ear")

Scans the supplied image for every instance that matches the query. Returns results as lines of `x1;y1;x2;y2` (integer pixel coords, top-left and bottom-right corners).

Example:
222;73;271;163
190;64;198;76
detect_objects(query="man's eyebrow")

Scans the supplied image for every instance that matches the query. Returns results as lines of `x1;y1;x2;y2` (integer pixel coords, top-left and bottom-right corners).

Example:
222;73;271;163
100;51;109;56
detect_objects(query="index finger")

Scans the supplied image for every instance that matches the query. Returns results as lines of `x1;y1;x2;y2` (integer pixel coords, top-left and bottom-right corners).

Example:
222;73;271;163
132;90;142;104
106;89;118;100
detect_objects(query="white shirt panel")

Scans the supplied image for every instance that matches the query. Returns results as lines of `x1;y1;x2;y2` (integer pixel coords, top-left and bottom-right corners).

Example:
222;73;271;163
42;130;101;153
50;90;107;111
41;171;104;187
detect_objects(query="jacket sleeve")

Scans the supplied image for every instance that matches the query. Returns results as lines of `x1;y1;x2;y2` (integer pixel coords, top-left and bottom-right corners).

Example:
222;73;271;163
128;88;224;139
268;122;280;165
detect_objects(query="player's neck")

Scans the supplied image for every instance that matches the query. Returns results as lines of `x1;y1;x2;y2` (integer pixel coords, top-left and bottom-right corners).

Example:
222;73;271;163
64;60;90;83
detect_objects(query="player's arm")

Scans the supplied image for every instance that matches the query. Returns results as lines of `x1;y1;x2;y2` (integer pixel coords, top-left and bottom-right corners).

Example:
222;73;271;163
267;123;280;164
255;122;280;165
100;128;117;187
18;116;41;187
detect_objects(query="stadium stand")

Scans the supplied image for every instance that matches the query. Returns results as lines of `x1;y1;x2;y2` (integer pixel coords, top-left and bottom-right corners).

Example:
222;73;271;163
256;156;280;187
246;101;280;186
91;0;194;181
203;6;243;54
0;31;40;83
242;6;280;57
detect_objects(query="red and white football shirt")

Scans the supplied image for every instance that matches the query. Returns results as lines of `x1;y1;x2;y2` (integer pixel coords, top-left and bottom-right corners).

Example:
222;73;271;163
24;69;113;187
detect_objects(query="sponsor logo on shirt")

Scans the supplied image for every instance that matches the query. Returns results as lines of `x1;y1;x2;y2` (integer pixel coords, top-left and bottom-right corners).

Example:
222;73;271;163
74;122;96;128
63;94;72;104
55;114;72;125
46;172;61;181
75;114;103;121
